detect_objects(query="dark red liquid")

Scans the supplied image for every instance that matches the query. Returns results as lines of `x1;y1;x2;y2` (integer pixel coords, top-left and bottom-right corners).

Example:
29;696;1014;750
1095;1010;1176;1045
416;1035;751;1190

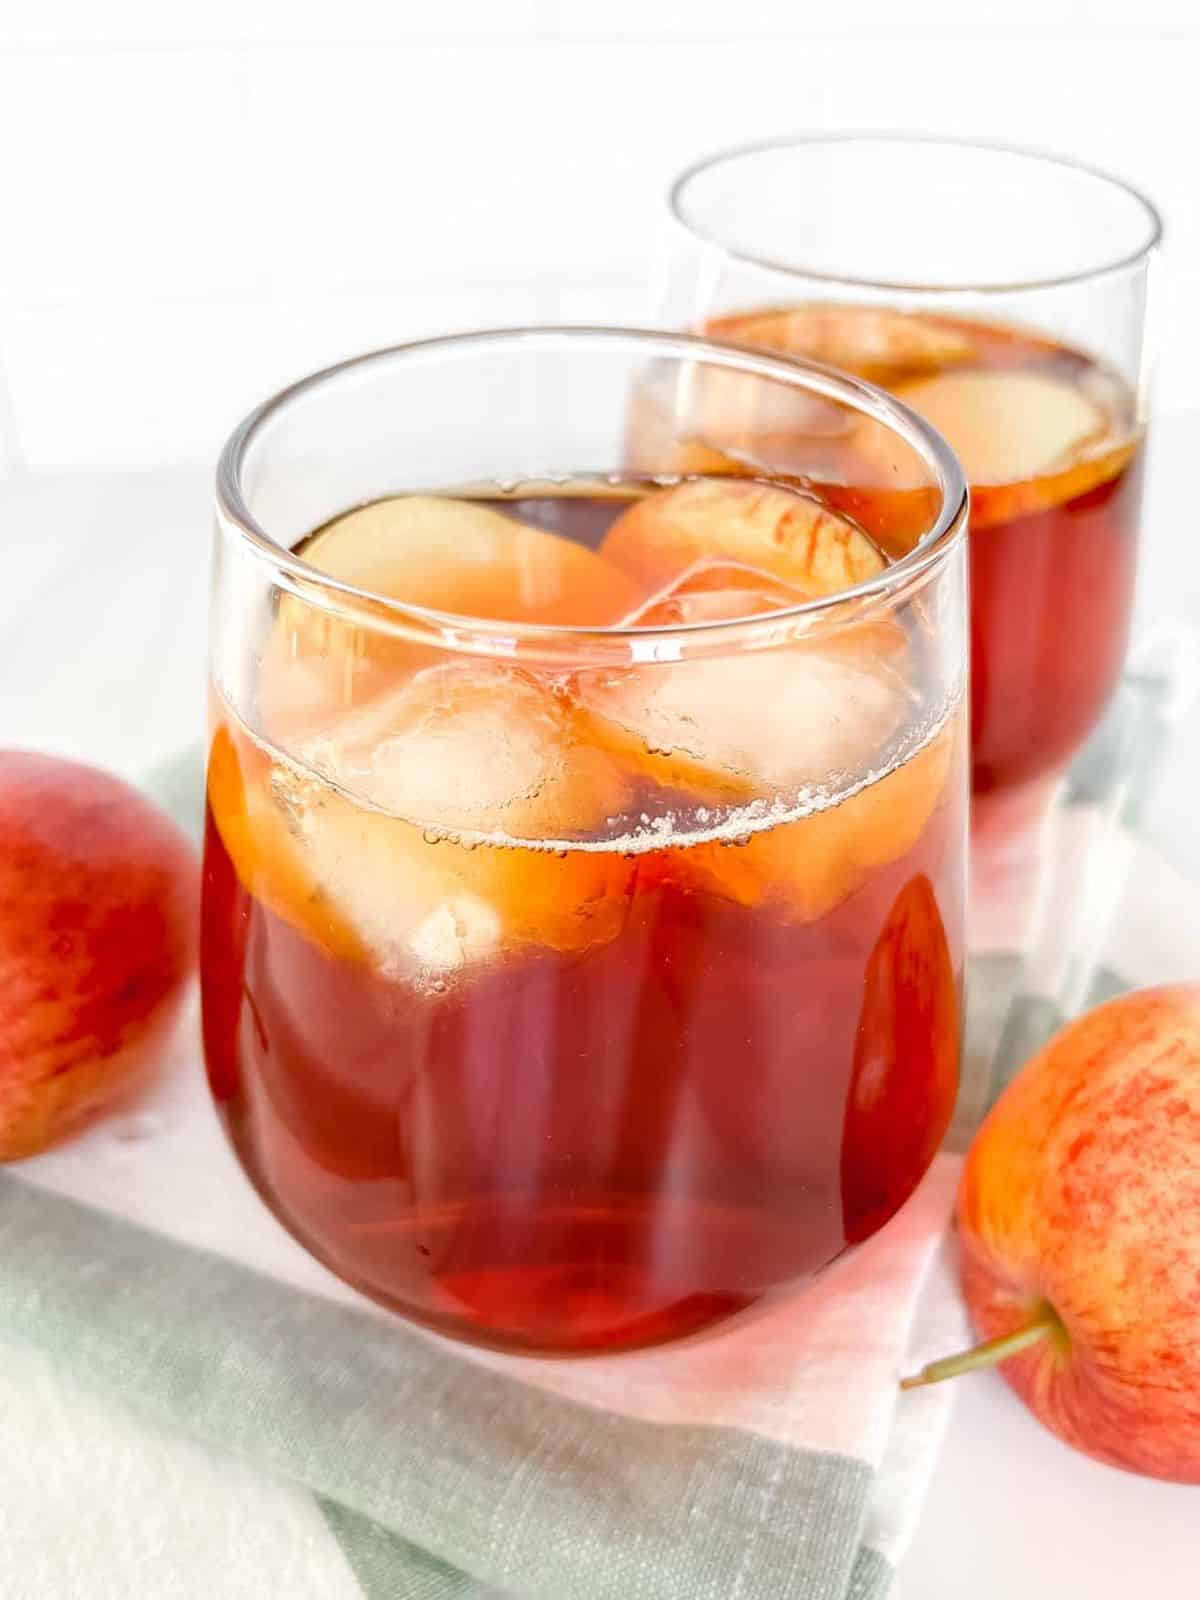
201;737;964;1355
968;455;1141;794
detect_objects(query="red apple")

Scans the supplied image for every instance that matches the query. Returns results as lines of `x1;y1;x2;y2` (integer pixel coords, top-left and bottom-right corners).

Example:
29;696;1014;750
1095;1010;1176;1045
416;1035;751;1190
903;984;1200;1483
0;751;198;1159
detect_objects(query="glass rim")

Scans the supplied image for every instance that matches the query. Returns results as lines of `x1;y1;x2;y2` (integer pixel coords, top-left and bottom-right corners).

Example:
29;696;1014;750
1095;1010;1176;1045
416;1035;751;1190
215;323;969;661
669;132;1164;296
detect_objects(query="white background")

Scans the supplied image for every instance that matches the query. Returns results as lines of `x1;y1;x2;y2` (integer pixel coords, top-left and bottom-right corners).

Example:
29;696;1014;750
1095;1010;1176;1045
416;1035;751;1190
1;0;1200;477
2;4;1200;1598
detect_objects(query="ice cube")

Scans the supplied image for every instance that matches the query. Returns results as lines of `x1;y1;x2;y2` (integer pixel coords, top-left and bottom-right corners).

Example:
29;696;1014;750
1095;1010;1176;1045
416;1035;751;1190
576;558;909;808
625;558;911;672
601;480;886;599
894;369;1110;485
624;360;852;482
571;554;938;920
707;304;976;386
260;495;638;741
578;642;906;808
629;559;817;626
261;765;510;980
210;664;637;985
624;378;749;480
300;660;628;843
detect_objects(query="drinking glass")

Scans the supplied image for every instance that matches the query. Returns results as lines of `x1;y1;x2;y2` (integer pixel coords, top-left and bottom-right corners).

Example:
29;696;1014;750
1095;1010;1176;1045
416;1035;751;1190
658;135;1161;809
203;326;968;1354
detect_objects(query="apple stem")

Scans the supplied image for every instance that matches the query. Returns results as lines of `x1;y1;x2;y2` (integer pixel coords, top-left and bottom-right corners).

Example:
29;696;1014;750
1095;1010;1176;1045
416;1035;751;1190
900;1304;1062;1391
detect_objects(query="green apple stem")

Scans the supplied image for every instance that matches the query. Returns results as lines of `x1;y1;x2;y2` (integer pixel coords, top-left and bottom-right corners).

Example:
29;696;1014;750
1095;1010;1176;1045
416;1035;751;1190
900;1304;1062;1391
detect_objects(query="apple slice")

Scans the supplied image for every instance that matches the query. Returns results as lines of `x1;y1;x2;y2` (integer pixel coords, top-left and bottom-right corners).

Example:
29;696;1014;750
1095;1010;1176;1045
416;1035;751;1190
261;495;639;741
207;723;374;965
707;304;977;386
870;367;1134;526
601;479;886;598
667;722;956;924
896;369;1111;486
297;496;638;625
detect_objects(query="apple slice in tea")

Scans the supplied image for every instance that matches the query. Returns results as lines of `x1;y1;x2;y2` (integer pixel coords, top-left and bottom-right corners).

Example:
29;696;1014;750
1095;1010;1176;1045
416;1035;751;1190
260;496;639;739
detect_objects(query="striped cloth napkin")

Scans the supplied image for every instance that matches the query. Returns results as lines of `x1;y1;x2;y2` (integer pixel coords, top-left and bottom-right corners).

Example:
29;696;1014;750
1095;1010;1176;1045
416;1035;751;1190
2;634;1193;1600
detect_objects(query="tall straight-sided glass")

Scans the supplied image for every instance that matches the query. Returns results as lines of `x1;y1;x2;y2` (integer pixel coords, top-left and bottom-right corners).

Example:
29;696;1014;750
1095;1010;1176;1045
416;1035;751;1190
658;136;1161;816
203;327;968;1355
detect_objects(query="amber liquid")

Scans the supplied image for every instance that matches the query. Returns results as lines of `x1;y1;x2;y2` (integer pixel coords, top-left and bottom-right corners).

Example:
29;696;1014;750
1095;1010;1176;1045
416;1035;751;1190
202;487;964;1354
966;443;1140;794
701;308;1143;795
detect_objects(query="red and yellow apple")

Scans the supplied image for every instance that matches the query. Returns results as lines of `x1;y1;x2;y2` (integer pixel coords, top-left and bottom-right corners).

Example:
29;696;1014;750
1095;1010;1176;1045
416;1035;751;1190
904;983;1200;1483
0;751;198;1159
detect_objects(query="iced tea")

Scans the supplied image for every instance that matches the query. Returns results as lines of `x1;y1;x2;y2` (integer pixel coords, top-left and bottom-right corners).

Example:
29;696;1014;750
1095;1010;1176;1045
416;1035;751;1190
679;306;1141;795
658;138;1157;801
202;475;965;1354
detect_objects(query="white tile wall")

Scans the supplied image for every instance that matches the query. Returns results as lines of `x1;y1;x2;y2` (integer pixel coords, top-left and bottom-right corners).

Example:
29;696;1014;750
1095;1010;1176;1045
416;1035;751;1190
0;4;1196;470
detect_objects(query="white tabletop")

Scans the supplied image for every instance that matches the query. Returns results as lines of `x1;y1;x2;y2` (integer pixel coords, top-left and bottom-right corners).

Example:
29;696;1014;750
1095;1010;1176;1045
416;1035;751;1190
3;452;1198;1599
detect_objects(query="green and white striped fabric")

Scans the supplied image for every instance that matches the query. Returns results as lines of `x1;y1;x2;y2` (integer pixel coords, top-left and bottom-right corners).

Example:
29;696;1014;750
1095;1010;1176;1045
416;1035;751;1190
0;1156;962;1600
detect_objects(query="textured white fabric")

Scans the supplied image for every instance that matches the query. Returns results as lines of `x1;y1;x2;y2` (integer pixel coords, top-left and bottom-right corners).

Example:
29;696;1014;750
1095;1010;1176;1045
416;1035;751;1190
0;1337;364;1600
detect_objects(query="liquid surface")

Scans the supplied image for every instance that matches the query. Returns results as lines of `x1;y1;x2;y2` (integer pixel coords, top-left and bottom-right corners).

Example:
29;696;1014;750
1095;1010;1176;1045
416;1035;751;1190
203;478;965;1352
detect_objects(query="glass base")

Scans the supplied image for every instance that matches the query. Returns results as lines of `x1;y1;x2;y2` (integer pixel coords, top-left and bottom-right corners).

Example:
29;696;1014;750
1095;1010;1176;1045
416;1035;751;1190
969;773;1064;955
